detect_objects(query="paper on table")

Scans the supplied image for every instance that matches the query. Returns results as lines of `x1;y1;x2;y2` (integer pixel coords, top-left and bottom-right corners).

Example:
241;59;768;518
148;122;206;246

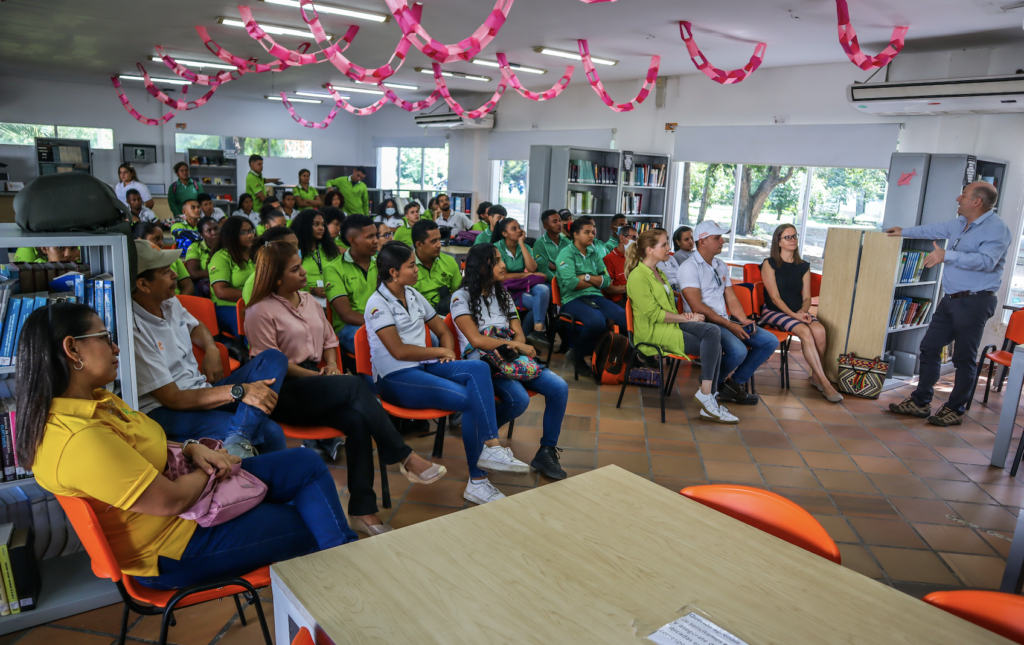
647;613;749;645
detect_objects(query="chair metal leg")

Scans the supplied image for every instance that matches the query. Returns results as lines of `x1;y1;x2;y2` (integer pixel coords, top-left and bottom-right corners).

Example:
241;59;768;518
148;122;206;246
118;602;130;645
250;591;274;645
985;361;995;404
616;347;637;409
431;416;448;458
233;594;248;626
507;418;515;440
969;348;993;410
159;608;175;645
658;356;666;424
1011;434;1024;477
665;358;683;395
378;448;391;509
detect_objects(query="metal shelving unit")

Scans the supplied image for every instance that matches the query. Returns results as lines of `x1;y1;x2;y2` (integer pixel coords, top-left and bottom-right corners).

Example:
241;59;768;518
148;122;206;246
187;148;237;209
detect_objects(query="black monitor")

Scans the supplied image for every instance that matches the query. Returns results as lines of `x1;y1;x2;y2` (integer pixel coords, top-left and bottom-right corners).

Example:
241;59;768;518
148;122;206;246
317;165;377;188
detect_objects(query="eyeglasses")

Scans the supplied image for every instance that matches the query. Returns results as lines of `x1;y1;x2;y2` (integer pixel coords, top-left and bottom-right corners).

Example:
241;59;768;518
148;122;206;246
781;234;799;241
241;228;256;236
377;232;394;240
74;330;114;347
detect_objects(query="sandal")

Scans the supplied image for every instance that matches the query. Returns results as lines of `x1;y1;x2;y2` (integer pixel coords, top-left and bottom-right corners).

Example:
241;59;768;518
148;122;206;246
399;459;447;485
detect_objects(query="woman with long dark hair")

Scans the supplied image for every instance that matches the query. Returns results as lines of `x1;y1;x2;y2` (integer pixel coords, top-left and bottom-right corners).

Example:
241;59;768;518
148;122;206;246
367;241;528;505
375;198;401;228
245;242;445;535
491;217;550;348
293;168;321;209
20;303;356;589
116;162;154;209
320;206;347;251
209;216;256;336
232;193;256;228
291;209;340;299
453;244;568;480
322;189;345;212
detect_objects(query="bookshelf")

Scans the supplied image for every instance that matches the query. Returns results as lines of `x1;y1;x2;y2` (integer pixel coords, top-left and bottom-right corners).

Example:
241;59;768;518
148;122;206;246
35;138;91;178
187;148;237;210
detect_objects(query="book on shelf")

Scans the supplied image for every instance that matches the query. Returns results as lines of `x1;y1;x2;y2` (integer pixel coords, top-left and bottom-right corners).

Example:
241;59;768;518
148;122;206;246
0;524;18;615
940;342;954;364
897;251;927;284
8;527;40;612
889;297;932;329
623;163;667;188
632;222;661;234
568;160;617;185
567;190;596;215
621;191;644;215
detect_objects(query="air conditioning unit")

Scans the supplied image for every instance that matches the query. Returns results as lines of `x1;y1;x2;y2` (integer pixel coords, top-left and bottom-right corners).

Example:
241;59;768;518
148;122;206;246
414;112;495;129
848;74;1024;116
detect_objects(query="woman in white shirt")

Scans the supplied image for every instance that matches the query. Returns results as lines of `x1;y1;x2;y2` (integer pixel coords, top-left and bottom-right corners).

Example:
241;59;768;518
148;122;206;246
115;163;154;209
366;241;529;505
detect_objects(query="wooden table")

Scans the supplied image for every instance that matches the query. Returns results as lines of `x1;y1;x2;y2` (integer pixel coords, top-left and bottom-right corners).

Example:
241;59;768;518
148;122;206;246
271;466;1009;644
442;245;472;260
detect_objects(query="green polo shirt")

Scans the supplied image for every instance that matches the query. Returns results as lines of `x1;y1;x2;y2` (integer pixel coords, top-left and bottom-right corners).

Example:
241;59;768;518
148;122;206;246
474;228;494;246
171;259;189;296
168;178;201;216
533;233;570;282
245;170;266;211
301;244;335;293
292;184;319;203
414;252;462;306
324;250;378;332
393;218;413;247
170;221;198;234
325;176;368;215
471;221;488;232
184;240;214;271
494;240;525;273
555;242;610;305
13;248;44;263
208;248;255;307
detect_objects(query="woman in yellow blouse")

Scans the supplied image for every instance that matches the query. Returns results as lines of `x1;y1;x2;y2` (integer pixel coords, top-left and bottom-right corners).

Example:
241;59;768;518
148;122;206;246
21;303;356;590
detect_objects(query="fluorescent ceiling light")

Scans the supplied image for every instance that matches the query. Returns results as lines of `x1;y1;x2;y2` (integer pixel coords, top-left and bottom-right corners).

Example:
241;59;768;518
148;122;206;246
296;91;351;99
260;0;388;22
148;56;236;70
218;17;331;39
414;68;492;82
119;74;190;86
472;59;546;75
533;46;617;66
357;80;417;90
329;85;385;95
266;95;323;103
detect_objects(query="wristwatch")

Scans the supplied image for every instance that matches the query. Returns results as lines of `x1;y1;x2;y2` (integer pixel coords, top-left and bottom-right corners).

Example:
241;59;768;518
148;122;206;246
181;438;200;462
584;273;591;282
230;384;245;403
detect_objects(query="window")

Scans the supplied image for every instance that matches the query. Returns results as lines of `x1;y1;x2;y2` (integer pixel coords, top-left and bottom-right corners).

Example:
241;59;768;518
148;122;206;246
175;133;221;153
175;133;312;158
1;123;113;149
491;160;528;224
269;139;312;159
378;145;449;191
803;167;888;272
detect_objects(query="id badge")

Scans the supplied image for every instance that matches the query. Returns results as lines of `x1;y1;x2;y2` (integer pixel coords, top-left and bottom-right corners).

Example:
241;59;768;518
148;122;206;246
317;279;325;288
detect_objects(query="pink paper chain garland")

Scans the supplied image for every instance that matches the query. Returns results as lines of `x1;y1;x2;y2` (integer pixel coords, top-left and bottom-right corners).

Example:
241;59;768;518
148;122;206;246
679;22;766;85
198;26;307;73
238;5;351;66
299;0;411;82
379;84;443;112
138;63;218;110
156;46;245;86
327;85;389;116
431;63;506;119
386;0;512;64
835;0;908;70
578;39;659;112
112;76;186;125
280;93;342;128
496;53;573;100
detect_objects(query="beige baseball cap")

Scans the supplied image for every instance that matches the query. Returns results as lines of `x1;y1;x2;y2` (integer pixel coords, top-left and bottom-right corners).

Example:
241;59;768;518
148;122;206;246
134;239;182;276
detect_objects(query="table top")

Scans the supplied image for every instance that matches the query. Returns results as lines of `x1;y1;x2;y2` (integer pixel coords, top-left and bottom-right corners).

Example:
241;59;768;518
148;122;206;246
441;245;471;258
271;466;1009;644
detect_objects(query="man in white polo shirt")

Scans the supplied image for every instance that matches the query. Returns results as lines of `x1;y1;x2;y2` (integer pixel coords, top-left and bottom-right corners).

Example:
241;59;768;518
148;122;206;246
130;240;289;458
679;221;778;405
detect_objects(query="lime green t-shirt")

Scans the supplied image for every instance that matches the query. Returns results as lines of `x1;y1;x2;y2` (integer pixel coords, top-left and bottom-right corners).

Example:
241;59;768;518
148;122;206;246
245;171;266;212
13;248;45;263
301;245;336;294
171;259;189;295
241;272;255;305
393;218;413;247
208;248;255;307
292;184;319;203
414;252;462;307
324;251;378;332
184;241;214;271
471;221;488;232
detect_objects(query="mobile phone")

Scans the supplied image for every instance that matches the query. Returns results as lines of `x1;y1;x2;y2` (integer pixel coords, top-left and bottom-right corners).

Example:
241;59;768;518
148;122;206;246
743;322;756;334
497;345;520;361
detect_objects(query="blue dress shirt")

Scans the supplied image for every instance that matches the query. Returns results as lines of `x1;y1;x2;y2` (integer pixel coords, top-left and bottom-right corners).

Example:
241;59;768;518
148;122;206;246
901;210;1012;295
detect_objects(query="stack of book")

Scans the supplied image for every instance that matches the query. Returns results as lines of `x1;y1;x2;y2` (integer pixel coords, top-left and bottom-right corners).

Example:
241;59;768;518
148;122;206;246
0;522;44;616
621;191;644;215
897;250;928;283
567;190;596;214
632;222;661;234
569;160;617;185
941;342;954;364
451;195;473;214
889;297;932;329
623;163;667;187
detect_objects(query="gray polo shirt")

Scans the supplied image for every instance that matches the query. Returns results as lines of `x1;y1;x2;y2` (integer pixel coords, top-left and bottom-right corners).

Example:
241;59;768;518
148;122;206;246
132;298;209;414
365;284;437;380
677;251;731;317
450;287;516;359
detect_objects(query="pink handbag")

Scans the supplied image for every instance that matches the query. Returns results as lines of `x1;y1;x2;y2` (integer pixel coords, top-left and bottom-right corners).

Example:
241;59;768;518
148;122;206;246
164;438;268;528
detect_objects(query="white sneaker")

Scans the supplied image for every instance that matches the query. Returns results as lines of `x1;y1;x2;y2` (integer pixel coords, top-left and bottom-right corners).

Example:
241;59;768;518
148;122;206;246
694;391;721;418
464;478;506;505
476;445;529;474
696;391;739;424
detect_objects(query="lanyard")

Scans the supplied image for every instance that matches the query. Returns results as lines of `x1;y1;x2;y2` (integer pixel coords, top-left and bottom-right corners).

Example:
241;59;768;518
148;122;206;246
951;222;971;251
312;247;323;274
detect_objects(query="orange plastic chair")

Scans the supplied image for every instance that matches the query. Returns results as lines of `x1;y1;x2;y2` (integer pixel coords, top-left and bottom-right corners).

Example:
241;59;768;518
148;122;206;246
354;325;455;458
752;282;794;389
57;495;272;645
729;283;759;394
176;294;240;368
617;299;694;424
292;627;315;645
742;263;762;284
680;485;842;564
810;271;822;298
974;309;1024;406
923;590;1024;643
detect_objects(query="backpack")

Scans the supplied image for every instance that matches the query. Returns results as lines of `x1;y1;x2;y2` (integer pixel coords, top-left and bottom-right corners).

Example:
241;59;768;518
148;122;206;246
170;177;201;200
591;331;630;385
172;228;202;259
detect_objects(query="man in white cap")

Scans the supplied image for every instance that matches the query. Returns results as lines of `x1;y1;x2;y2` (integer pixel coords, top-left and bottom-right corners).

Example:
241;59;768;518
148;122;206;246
129;239;288;458
679;220;778;405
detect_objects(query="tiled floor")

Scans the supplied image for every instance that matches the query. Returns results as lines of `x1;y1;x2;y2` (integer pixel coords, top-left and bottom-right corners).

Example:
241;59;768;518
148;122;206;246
7;341;1024;644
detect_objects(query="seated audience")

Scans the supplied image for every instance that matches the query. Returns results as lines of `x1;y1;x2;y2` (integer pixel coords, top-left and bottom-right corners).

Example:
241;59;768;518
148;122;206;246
115;162;154;209
625;229;736;423
246;241;445;535
471;202;492;231
126;189;158;224
326;214;378;354
376;221;394;244
256;204;286;237
760;224;841;403
425;197;439;221
322;189;345;212
375;198;402;229
20;247;81;263
321;206;347;251
555;216;627;375
598;214;628;259
134;223;194;296
183;216;220;295
232;193;255;224
659;225;694;290
209;216;256;337
168;162;201;218
198;193;226;222
281;191;297;220
169;198;202;258
241;226;300;304
392;202;421;247
434;193;472;235
292;209;340;299
602;223;637;304
23;301;356;591
452;245;568;480
411;220;462;315
293;168;322;209
473;204;507;246
533;209;570;284
491;218;550;348
679;221;778;405
368;241;529;505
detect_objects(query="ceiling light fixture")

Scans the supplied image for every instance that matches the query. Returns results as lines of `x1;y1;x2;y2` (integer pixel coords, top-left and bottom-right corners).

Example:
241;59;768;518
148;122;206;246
414;68;492;82
357;79;418;90
266;95;323;103
259;0;388;22
296;91;351;99
148;56;237;70
119;74;190;86
471;59;546;74
218;17;331;39
533;46;617;66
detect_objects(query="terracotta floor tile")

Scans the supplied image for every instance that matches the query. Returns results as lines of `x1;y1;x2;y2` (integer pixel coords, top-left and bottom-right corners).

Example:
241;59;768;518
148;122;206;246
850;455;912;475
847;517;926;548
691;427;744;445
654;476;709;493
759;466;821;489
563;402;599;418
216;604;276;645
868;474;938;499
646;422;696;441
870;427;925;444
131;593;241;645
54;603;126;634
815;470;878;494
913;523;999;555
698;443;752;463
947;502;1018;532
814;514;859;543
838;543;884;579
772;487;839;515
650;456;706;479
812;409;859;425
761;394;806;408
979;530;1013;558
389;502;462;527
854;413;904;428
889;497;961;525
914;430;973;449
869;546;959;584
567;389;599;403
559;415;598;433
957;464;1022;485
925;479;999;504
939;553;1006;589
702;460;763;484
932;446;992;466
596;451;651;475
978;483;1024;506
11;628;115;645
553;429;598;451
558;449;596;469
801;451;859;471
887;443;942;461
903;459;971;481
778;419;829;436
749;447;805;467
597;434;649;454
773;407;818;422
836;438;892;457
788;434;843;453
403;477;473;508
830;493;900;519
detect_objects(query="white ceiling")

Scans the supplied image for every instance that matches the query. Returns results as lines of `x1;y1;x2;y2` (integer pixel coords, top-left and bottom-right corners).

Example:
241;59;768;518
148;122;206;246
1;0;1023;102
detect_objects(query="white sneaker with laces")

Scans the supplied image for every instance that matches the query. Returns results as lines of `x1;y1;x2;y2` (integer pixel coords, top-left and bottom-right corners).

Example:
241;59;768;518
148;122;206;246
464;478;506;505
476;445;529;474
694;391;722;419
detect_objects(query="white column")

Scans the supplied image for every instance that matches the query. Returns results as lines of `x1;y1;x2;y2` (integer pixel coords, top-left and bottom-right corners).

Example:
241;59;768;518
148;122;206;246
797;167;814;255
727;164;743;261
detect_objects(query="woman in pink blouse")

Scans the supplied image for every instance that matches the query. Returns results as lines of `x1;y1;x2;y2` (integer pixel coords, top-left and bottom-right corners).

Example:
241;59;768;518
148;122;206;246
245;241;445;536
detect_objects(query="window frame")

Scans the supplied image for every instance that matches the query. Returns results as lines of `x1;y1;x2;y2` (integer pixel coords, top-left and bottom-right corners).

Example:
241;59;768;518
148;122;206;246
0;122;113;149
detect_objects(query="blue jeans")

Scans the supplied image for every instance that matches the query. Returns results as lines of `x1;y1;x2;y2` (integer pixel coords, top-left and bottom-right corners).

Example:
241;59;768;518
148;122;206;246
216;304;240;337
492;368;566;447
148;350;288;453
521;283;551;332
560;296;627;360
337;324;358;355
718;325;779;385
377;361;498;479
135;448;357;590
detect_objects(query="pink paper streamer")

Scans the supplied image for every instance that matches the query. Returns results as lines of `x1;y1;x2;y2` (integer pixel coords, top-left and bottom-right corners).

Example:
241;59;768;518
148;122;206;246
578;40;659;113
386;0;513;64
679;22;765;85
238;5;334;66
198;26;296;73
112;76;186;125
432;63;506;118
379;84;443;112
496;53;573;100
280;92;342;128
835;0;908;70
299;0;411;82
327;85;388;116
156;46;245;86
138;63;218;109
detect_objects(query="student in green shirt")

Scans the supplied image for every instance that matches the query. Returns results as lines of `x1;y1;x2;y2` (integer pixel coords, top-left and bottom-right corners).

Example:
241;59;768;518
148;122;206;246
533;209;571;283
325;166;369;215
471;202;492;231
293;209;341;299
184;216;220;297
12;247;45;263
321;207;347;252
325;214;378;353
134;221;195;296
256;205;287;237
411;219;462;312
169;198;203;259
473;204;507;246
554;216;627;375
492;217;550;349
209;215;257;336
168;161;202;217
244;154;280;212
293;169;322;209
392;202;421;247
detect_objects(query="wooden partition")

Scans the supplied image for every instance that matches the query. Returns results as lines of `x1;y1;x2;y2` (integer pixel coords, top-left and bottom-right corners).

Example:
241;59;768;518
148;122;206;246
817;228;863;382
846;232;902;362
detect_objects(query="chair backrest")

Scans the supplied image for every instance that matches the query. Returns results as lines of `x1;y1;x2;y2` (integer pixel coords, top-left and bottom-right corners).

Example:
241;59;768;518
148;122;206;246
444;313;461;356
192;341;233;378
236;299;246;337
923;590;1024;643
55;496;124;583
743;263;762;284
177;294;219;337
1006;310;1024;346
731;284;756;319
292;627;315;645
675;291;685;315
624;299;635;334
680;485;842;564
752;282;766;313
354;324;430;377
809;271;822;298
551;277;563;307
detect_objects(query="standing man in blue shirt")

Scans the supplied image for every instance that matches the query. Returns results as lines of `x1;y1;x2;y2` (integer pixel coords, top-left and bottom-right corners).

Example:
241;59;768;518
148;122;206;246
886;181;1010;427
